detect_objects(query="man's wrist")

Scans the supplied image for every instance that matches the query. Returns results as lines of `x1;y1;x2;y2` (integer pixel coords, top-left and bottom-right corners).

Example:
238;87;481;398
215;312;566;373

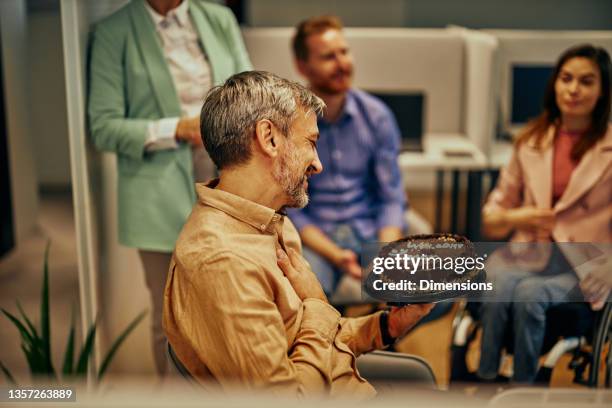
379;310;396;346
329;247;346;267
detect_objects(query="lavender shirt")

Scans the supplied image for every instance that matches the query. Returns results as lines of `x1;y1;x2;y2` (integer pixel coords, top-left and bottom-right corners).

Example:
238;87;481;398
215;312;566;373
287;89;407;241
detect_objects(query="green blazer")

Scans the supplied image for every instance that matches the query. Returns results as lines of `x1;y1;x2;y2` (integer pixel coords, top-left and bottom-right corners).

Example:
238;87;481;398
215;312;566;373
88;0;252;252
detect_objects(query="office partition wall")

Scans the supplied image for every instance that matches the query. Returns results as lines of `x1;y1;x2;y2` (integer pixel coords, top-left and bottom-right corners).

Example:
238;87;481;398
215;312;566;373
60;0;154;378
0;26;14;258
0;0;38;254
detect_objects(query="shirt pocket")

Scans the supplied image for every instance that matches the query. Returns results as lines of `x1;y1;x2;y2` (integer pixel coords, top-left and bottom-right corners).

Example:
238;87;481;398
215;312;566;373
333;133;371;177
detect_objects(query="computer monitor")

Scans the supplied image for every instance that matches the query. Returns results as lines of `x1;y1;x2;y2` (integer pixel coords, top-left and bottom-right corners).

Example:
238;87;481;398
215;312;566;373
510;64;554;125
489;30;612;141
369;92;425;152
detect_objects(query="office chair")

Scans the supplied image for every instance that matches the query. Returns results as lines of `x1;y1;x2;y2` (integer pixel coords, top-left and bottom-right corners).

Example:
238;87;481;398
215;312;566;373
167;343;437;389
450;301;612;387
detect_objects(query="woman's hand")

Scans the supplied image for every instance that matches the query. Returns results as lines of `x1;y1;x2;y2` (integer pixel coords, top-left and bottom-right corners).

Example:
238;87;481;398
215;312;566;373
175;116;203;147
483;206;555;239
579;255;612;311
505;206;555;232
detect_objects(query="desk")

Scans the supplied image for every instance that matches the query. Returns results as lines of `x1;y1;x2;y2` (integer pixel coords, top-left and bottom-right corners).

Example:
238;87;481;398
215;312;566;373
490;140;514;169
398;134;504;240
398;133;488;172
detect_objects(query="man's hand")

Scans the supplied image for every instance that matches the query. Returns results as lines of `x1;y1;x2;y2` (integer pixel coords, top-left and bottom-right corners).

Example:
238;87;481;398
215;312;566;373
175;116;203;147
378;226;403;243
387;304;435;339
277;248;328;303
334;249;362;280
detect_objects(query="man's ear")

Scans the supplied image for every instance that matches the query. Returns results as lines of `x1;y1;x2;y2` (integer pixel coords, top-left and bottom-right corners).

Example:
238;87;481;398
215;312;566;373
254;119;279;158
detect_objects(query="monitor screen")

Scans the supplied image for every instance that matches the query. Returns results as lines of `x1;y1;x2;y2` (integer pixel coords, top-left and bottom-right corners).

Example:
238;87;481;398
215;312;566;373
369;92;424;152
511;65;554;125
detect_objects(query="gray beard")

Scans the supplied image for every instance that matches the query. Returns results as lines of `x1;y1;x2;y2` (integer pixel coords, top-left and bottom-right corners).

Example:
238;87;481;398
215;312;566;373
272;147;309;209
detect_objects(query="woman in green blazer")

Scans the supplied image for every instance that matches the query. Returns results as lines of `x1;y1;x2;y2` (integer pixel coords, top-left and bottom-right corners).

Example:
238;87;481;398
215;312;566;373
88;0;252;375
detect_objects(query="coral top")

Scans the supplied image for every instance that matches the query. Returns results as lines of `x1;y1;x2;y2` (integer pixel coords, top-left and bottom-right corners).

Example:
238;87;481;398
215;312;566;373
552;129;583;205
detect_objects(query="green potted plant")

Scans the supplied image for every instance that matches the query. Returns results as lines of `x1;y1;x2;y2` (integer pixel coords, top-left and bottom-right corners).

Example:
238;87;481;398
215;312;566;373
0;242;145;384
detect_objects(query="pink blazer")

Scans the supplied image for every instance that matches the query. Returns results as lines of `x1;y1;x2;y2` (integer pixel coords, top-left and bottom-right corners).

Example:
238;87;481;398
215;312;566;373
484;124;612;244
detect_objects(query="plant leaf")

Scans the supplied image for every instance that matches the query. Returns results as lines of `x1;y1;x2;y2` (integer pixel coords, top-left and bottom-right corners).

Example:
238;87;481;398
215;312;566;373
40;241;54;376
75;323;97;376
0;308;52;376
16;301;40;342
62;306;76;376
97;311;146;381
1;308;35;348
0;360;16;385
3;308;55;377
21;344;37;375
15;302;46;367
21;343;45;375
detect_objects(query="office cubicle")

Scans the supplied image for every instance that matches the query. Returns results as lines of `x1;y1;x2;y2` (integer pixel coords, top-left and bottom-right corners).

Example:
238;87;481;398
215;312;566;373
245;28;472;134
243;27;497;174
494;31;612;137
487;30;612;167
243;27;497;235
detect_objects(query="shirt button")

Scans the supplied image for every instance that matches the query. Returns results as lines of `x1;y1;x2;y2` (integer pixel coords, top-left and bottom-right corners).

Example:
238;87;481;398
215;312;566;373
332;150;342;160
260;224;266;231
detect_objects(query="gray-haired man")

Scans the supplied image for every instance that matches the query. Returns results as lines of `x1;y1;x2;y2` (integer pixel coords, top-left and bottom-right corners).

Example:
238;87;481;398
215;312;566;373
162;71;432;397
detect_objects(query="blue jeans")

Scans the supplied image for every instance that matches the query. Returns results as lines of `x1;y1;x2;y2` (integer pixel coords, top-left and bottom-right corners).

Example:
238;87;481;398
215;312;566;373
302;224;366;297
477;250;580;383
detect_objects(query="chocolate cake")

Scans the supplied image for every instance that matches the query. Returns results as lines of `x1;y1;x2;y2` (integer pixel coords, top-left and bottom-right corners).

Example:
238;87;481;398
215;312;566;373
364;233;488;304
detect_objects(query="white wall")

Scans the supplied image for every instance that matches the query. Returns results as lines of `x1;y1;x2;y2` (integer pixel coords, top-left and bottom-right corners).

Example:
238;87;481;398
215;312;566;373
243;27;465;134
247;0;612;30
402;0;612;30
29;9;71;188
247;0;406;27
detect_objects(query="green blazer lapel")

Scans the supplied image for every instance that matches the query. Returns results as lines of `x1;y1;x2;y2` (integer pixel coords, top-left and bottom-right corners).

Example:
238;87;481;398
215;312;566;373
189;2;222;84
128;0;181;117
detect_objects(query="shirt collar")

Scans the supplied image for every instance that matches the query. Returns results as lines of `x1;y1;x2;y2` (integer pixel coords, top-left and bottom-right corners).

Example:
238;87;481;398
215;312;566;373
320;89;357;126
144;0;190;28
196;179;285;234
343;90;359;119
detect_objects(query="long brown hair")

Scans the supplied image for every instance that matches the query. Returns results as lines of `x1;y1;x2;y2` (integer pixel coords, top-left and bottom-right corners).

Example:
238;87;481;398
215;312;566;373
515;44;611;161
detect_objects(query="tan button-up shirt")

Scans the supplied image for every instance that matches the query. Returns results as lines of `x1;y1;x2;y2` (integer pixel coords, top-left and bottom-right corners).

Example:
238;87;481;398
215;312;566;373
163;180;384;398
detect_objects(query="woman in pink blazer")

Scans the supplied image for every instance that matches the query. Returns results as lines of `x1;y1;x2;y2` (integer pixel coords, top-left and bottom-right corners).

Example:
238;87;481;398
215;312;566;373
476;44;611;384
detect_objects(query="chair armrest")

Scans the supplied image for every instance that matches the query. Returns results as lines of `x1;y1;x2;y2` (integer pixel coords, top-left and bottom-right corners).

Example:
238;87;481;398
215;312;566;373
357;350;437;389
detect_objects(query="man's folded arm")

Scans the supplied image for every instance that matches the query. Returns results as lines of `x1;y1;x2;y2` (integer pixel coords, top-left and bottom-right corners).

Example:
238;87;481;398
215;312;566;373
169;250;341;396
337;312;385;357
